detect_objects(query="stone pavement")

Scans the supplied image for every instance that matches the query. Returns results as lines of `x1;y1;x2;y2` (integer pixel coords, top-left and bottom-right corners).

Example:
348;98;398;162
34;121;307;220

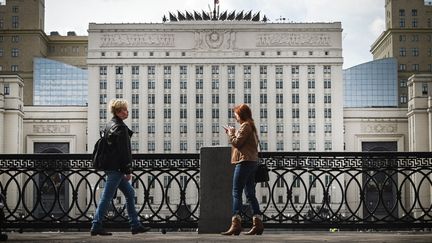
2;230;432;243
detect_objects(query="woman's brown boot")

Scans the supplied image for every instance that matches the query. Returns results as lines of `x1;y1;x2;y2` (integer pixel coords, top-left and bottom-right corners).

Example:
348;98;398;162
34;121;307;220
221;215;242;235
244;215;264;235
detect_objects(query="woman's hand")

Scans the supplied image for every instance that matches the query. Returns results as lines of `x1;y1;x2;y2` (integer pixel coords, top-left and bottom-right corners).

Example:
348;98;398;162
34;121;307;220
227;126;235;136
124;174;132;181
223;125;235;135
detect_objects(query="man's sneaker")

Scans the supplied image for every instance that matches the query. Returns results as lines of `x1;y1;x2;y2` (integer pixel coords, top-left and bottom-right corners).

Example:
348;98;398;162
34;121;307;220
90;228;112;236
131;226;151;235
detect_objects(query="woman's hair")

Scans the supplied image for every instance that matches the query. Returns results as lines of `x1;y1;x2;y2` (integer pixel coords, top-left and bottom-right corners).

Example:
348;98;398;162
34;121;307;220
233;104;257;133
109;99;128;115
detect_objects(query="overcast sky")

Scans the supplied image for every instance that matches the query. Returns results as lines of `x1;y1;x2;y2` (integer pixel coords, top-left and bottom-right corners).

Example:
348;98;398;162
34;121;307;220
45;0;385;69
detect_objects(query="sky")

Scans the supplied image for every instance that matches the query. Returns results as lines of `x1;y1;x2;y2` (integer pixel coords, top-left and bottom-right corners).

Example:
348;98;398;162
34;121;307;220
45;0;386;69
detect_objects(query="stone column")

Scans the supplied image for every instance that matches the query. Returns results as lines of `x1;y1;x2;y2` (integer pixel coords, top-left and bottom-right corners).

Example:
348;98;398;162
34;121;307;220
199;146;232;233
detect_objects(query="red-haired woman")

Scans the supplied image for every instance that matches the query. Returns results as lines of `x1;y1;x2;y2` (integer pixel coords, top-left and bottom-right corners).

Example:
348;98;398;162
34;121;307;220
221;104;264;235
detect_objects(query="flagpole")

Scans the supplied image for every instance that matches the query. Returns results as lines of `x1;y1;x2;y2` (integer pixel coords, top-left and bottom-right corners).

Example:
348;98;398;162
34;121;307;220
213;0;217;20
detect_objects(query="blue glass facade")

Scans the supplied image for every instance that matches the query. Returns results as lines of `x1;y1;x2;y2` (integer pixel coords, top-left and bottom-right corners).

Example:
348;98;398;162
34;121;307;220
343;58;398;108
34;58;88;106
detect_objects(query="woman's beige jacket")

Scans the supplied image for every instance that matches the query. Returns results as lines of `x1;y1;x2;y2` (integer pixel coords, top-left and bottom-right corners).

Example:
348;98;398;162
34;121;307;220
228;121;258;164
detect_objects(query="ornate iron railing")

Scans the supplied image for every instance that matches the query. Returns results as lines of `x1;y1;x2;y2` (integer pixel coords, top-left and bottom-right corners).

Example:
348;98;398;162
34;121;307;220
257;151;432;229
0;152;431;231
0;153;200;231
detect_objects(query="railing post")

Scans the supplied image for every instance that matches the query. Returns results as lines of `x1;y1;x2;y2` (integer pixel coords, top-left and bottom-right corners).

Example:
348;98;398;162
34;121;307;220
199;146;232;233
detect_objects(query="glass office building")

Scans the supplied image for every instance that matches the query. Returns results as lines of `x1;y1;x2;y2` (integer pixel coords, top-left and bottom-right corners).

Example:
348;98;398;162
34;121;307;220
343;58;398;108
33;58;88;106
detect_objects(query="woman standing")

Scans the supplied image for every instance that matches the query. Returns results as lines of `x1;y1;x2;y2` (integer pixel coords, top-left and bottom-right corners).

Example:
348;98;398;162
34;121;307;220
90;99;150;236
221;104;264;235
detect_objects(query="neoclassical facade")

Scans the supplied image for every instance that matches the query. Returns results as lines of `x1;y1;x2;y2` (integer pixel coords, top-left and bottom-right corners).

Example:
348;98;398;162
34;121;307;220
87;21;344;154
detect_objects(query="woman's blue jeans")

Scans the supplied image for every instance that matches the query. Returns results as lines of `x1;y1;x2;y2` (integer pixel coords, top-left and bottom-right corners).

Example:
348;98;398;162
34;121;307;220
232;161;261;216
92;171;141;230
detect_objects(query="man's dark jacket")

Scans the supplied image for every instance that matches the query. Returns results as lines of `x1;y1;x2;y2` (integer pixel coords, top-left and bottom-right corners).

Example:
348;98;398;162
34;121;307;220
102;116;133;174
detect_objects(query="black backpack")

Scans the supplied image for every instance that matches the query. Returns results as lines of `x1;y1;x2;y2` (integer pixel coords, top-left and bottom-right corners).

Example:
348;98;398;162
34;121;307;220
92;131;109;170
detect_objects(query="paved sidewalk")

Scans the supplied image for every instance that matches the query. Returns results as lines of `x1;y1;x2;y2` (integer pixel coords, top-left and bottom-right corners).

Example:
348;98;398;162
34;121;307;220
3;231;432;243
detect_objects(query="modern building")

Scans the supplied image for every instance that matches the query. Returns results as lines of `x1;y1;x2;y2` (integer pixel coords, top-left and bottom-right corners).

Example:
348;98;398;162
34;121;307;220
343;58;398;108
344;58;398;108
370;0;432;107
33;57;88;106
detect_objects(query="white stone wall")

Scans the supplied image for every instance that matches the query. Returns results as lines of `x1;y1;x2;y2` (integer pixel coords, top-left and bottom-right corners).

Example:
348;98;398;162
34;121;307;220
407;74;432;218
344;108;408;152
23;106;88;153
0;74;24;153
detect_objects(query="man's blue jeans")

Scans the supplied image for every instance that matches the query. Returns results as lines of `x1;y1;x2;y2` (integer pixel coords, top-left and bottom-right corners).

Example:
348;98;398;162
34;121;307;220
92;171;141;230
232;161;261;216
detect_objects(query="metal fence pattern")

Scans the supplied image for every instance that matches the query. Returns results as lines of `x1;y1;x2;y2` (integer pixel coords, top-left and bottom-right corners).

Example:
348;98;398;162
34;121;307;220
0;152;432;230
257;152;432;229
0;154;200;230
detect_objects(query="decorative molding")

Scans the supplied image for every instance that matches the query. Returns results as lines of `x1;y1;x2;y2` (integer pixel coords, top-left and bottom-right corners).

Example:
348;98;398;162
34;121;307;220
33;125;70;134
361;124;397;133
194;31;236;50
256;33;330;47
101;34;175;47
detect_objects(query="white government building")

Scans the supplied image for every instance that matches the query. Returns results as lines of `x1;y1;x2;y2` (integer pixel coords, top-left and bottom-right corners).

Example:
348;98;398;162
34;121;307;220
87;21;344;154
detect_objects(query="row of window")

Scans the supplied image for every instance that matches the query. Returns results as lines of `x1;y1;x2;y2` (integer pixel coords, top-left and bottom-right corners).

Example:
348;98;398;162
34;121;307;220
100;93;333;105
48;45;83;54
399;34;432;42
101;116;332;135
136;139;332;152
399;63;432;72
99;107;332;121
399;47;432;57
100;65;332;76
1;41;78;56
399;9;418;17
100;78;332;91
0;16;19;29
262;123;332;134
0;35;20;43
399;18;421;28
0;48;19;57
101;50;331;58
0;65;18;72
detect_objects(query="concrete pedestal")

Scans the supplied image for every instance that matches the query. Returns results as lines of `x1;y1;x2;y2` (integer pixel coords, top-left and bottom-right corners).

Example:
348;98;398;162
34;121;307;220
198;146;232;234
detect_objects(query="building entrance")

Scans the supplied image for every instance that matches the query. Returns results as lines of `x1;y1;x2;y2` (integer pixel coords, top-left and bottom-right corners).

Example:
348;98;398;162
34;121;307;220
34;143;69;219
